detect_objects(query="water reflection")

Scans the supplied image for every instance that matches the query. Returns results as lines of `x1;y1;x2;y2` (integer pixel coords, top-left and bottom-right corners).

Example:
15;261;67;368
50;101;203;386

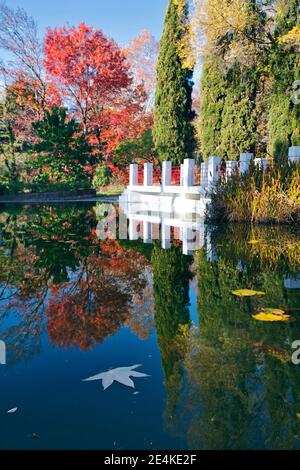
0;204;300;449
0;205;154;358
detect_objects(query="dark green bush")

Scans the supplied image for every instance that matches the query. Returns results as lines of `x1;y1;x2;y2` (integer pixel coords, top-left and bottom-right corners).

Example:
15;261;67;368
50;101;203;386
92;165;112;188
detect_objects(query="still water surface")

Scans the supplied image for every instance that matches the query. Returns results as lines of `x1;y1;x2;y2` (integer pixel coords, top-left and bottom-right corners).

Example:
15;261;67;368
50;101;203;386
0;203;300;450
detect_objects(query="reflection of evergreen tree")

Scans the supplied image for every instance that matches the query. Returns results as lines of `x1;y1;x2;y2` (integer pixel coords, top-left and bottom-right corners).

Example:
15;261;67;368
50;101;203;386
152;244;193;421
180;229;300;450
25;205;94;283
0;204;94;285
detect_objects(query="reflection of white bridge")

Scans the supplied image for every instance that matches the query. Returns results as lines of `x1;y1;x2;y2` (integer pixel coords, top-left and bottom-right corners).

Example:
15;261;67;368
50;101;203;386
119;192;217;257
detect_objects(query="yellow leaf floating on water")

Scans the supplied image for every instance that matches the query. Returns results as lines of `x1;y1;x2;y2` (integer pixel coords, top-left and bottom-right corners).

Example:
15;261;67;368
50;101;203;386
232;289;265;297
253;309;291;322
248;239;263;245
297;413;300;419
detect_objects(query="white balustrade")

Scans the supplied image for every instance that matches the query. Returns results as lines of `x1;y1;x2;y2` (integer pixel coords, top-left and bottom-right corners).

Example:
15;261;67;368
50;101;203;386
129;164;138;187
240;153;253;174
183;159;195;187
129;218;140;240
162;161;172;187
288;146;300;164
144;163;153;186
143;221;152;243
161;222;171;250
226;160;237;179
208;156;221;187
129;148;298;194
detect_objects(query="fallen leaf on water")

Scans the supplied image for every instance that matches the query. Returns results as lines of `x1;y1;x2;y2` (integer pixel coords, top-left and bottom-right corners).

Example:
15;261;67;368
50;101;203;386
297;413;300;419
83;364;150;390
253;309;291;322
7;408;18;414
232;289;265;297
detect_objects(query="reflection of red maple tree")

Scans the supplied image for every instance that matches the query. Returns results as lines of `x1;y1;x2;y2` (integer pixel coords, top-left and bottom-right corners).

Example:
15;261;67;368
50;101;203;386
46;242;151;351
46;278;130;351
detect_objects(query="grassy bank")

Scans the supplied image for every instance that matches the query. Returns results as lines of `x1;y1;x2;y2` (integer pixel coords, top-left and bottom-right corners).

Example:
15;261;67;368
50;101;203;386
208;163;300;225
96;184;125;196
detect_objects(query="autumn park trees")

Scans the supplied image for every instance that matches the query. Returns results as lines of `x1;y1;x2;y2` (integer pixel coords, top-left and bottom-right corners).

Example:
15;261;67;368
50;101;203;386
197;0;300;162
0;3;157;194
0;0;299;195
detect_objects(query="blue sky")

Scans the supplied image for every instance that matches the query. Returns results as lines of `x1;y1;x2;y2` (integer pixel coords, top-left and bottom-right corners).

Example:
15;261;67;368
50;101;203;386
7;0;168;46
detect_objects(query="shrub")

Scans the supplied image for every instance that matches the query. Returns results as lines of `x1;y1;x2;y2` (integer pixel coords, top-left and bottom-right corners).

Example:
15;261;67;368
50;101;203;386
0;174;24;194
112;130;156;168
208;163;300;225
92;164;112;189
29;173;90;193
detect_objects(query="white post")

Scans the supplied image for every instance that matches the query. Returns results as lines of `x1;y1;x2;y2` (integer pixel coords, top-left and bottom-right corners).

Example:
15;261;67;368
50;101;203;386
201;162;209;188
183;159;195;187
197;224;206;250
144;163;153;187
206;227;218;263
129;164;138;187
129;218;139;241
226;161;237;180
254;158;268;172
240;153;253;175
180;164;184;186
288;146;300;164
161;222;171;250
182;226;195;256
208;156;221;188
162;161;172;187
143;221;152;243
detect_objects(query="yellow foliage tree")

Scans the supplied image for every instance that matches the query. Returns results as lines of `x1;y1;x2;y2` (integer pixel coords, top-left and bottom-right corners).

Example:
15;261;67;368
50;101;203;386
190;0;275;65
279;25;300;54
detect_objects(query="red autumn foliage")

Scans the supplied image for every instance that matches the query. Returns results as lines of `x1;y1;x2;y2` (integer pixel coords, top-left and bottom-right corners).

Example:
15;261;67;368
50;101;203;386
5;75;61;143
44;23;131;135
99;84;153;156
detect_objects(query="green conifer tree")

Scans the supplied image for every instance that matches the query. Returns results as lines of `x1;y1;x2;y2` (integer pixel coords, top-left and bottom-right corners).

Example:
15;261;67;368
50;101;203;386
220;66;257;160
153;0;195;164
198;61;227;161
268;0;300;163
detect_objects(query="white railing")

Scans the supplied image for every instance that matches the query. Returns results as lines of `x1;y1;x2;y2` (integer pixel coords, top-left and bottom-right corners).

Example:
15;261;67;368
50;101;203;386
128;146;300;193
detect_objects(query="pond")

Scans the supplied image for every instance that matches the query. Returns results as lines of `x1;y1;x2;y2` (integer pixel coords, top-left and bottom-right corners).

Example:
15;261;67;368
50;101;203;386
0;202;300;450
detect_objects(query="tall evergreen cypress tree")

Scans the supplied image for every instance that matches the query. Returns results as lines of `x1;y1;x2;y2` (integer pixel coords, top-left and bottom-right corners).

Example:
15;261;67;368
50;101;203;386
153;0;195;164
268;0;300;163
198;61;227;161
220;66;257;160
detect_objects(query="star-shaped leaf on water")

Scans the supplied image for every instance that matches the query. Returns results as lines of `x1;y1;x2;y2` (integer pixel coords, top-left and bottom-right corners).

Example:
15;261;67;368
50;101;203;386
82;364;149;390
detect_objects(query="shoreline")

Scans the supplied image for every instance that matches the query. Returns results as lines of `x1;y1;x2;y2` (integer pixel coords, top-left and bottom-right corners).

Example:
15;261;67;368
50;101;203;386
0;189;121;204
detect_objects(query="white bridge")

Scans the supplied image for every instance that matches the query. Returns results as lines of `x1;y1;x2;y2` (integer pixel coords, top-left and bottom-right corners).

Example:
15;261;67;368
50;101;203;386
123;146;300;219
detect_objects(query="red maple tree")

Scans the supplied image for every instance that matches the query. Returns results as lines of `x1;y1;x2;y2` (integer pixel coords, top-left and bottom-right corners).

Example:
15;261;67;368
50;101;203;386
44;23;131;137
